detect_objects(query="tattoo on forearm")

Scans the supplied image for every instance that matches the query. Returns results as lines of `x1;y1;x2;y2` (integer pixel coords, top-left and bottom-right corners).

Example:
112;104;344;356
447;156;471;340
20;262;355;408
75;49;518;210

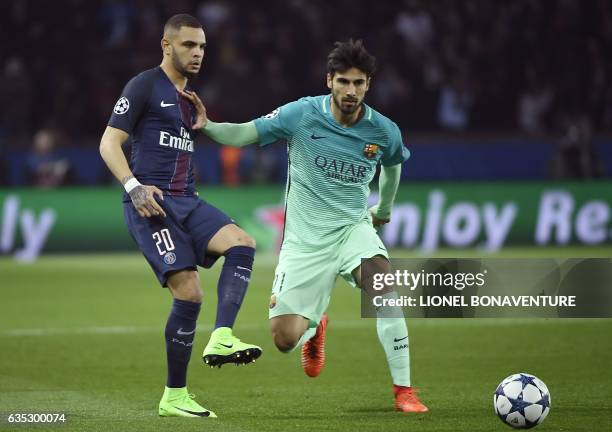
129;185;148;207
121;175;134;185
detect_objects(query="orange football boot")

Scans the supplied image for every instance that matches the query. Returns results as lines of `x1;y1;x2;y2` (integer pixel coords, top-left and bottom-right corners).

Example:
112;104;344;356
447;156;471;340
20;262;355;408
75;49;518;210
301;314;329;378
393;385;429;413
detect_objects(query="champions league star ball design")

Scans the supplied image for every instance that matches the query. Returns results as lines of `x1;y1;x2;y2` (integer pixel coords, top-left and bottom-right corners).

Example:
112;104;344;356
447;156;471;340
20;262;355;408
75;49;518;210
113;97;130;114
494;373;551;429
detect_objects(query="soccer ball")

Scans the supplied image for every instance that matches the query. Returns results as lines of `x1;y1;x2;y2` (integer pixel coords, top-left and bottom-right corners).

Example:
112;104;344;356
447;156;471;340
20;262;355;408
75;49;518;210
493;373;551;428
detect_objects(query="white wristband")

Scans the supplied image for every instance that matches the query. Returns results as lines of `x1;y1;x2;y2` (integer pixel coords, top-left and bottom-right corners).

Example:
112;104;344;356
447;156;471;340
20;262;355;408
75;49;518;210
123;177;142;194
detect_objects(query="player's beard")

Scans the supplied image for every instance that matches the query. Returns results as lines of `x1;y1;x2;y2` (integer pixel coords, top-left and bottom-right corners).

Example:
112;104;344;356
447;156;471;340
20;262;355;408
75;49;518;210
171;48;198;79
331;92;361;115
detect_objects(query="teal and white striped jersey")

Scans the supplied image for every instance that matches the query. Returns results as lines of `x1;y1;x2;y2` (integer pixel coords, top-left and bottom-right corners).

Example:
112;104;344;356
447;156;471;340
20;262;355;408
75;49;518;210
254;95;410;251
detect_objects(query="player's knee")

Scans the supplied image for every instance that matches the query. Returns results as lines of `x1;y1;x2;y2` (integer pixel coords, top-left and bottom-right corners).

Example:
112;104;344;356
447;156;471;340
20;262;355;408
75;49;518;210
360;255;392;295
272;333;298;353
183;288;203;303
270;325;299;353
175;285;202;303
227;227;256;249
236;234;256;249
168;271;203;303
247;236;256;249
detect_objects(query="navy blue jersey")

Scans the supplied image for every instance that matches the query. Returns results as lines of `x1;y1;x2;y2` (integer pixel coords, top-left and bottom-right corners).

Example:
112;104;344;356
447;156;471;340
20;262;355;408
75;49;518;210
108;67;196;196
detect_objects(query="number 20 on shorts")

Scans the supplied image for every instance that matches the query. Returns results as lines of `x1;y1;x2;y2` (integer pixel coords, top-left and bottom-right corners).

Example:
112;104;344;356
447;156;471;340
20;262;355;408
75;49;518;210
152;228;175;255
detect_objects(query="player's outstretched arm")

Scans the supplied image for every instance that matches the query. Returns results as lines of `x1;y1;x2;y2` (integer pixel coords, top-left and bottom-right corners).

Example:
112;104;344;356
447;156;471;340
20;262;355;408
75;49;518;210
99;126;166;218
179;89;258;147
370;164;402;227
201;121;259;147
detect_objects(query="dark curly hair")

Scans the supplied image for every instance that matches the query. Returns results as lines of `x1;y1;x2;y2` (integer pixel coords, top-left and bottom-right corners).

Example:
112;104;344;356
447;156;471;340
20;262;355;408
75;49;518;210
327;39;377;78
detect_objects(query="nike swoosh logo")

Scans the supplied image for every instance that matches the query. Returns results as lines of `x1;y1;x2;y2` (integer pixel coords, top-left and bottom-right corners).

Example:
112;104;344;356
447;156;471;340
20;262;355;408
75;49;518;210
160;101;175;107
311;133;326;140
177;328;195;335
173;406;211;417
393;336;408;342
218;342;233;348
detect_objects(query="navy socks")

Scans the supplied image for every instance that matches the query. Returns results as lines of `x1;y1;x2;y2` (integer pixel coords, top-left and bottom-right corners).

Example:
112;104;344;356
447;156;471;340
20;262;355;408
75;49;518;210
214;246;255;329
165;299;201;388
164;246;254;387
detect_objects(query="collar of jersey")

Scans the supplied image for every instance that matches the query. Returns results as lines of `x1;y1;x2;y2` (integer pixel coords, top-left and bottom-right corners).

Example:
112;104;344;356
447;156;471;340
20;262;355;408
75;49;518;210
158;66;192;94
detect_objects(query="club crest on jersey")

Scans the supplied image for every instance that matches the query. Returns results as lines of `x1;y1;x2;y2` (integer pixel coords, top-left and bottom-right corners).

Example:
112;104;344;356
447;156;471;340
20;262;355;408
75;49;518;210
363;143;379;159
269;295;277;309
113;97;130;115
164;252;176;265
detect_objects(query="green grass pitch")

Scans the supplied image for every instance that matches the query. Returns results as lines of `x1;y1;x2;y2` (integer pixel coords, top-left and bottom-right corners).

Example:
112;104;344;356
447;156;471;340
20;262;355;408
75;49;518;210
1;248;611;432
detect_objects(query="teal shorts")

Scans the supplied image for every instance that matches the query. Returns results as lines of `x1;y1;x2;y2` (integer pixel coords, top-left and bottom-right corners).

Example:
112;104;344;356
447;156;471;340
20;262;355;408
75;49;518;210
268;220;389;323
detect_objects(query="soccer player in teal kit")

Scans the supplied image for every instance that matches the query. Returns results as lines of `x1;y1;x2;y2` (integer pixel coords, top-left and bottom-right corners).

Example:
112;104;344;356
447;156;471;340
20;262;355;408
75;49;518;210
181;39;428;412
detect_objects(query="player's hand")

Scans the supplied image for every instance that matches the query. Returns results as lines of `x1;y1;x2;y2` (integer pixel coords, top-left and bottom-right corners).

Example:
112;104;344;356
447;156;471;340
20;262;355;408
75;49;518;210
369;206;390;228
129;184;166;218
179;89;208;129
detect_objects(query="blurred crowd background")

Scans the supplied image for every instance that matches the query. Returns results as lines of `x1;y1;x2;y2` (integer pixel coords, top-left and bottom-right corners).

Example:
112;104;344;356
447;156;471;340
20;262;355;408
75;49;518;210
1;0;611;187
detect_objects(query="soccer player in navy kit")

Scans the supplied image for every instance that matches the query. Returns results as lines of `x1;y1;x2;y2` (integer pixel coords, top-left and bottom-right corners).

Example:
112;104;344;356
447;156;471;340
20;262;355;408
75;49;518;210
99;14;261;418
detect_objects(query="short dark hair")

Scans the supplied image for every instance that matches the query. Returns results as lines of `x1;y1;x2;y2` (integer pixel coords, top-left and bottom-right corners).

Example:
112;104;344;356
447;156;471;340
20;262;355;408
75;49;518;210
327;39;377;78
164;14;202;34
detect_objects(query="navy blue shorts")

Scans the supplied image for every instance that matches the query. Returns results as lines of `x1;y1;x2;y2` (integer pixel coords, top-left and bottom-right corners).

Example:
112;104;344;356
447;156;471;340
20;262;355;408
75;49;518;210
123;195;234;287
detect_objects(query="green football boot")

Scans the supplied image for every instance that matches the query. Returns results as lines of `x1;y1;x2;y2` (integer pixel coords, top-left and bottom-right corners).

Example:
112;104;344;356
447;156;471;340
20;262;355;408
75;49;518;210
202;327;262;367
158;387;217;418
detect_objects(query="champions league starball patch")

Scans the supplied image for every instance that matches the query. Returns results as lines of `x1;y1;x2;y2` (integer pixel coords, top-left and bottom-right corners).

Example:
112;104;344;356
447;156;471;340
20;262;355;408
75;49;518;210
363;143;379;159
113;97;130;115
